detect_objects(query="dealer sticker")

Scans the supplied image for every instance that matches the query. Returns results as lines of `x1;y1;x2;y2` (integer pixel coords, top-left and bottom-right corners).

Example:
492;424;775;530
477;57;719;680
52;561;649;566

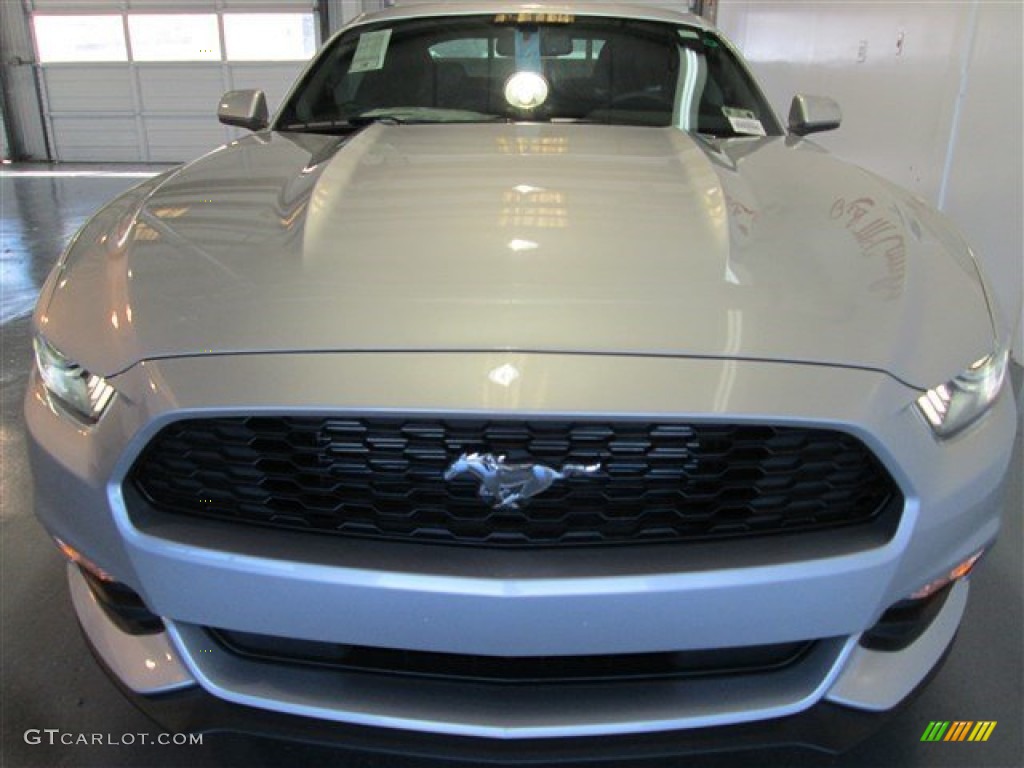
723;107;767;136
350;29;392;73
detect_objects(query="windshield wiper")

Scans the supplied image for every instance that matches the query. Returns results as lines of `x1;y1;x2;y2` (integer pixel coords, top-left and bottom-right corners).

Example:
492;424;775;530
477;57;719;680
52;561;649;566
278;110;508;134
275;119;362;134
276;114;420;133
348;113;420;126
351;108;507;125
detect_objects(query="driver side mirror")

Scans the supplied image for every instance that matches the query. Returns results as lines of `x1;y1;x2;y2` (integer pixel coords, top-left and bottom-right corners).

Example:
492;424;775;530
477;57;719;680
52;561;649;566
217;90;269;131
788;94;841;136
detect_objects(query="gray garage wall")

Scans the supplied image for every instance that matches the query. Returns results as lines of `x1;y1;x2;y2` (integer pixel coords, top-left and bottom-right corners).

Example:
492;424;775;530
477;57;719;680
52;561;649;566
25;0;318;162
718;0;1023;360
0;0;50;160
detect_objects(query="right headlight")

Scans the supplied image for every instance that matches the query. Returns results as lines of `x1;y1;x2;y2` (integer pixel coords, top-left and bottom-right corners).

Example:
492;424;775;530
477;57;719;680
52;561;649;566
33;336;116;424
916;347;1009;438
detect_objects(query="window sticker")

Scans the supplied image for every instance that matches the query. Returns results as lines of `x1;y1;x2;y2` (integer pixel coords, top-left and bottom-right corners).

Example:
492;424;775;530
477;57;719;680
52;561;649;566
677;29;700;40
723;106;766;136
349;29;392;73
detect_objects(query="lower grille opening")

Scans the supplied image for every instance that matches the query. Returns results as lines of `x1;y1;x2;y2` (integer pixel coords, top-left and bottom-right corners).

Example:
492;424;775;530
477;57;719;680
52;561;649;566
860;582;955;652
79;566;163;636
208;628;816;685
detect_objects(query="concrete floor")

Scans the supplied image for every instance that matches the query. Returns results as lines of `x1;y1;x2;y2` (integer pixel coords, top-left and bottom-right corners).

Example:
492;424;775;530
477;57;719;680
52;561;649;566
1;166;1021;768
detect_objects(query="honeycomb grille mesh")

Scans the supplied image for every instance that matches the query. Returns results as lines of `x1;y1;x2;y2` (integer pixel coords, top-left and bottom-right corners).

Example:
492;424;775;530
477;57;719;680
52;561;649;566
129;416;900;548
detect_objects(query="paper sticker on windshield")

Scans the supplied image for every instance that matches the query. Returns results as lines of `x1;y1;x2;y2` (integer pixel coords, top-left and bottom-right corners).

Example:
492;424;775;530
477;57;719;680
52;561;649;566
350;29;392;73
723;107;766;136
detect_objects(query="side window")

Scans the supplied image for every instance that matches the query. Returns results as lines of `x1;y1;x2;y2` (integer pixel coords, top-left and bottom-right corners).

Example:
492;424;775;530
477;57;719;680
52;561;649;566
701;38;761;117
285;40;359;122
566;39;588;60
430;39;489;60
562;38;605;62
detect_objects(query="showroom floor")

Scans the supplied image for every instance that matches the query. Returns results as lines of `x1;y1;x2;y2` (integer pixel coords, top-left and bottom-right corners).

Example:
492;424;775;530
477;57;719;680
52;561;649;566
1;166;1021;768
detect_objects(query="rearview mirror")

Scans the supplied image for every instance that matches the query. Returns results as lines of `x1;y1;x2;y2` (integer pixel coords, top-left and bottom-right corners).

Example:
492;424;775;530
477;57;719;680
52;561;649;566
217;90;269;131
495;30;575;57
788;94;841;136
542;32;574;57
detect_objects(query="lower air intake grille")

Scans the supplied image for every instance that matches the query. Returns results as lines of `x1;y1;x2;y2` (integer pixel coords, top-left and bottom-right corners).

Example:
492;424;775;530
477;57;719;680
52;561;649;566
209;627;816;685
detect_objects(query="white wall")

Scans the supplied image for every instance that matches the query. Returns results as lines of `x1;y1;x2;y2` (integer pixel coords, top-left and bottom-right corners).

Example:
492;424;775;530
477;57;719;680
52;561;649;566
718;0;1023;359
941;3;1023;355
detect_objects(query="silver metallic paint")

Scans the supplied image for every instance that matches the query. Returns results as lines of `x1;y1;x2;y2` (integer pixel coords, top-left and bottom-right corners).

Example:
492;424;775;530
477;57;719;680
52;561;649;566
66;564;195;695
37;126;994;390
26;0;1018;738
788;94;843;136
216;89;269;132
27;352;1014;657
826;579;969;712
166;621;854;738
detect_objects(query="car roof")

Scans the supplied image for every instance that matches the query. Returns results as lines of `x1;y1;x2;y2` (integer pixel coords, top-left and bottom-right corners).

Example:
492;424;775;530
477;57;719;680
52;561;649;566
350;2;710;31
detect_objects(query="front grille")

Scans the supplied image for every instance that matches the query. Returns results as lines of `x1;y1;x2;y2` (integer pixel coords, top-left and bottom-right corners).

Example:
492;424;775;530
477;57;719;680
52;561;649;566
208;627;815;685
128;416;901;548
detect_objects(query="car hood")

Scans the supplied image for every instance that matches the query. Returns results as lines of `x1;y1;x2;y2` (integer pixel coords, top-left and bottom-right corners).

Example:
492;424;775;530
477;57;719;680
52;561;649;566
40;124;994;387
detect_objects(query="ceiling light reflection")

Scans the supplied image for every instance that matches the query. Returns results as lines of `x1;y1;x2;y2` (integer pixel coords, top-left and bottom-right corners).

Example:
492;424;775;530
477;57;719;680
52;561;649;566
488;364;521;388
508;239;539;252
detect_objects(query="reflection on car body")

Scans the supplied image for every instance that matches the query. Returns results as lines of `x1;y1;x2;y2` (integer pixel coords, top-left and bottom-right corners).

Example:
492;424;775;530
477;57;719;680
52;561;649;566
26;1;1015;759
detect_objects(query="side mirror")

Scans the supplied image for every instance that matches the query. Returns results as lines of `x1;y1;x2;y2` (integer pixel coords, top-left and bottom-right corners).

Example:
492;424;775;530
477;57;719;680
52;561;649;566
217;90;269;131
788;94;841;136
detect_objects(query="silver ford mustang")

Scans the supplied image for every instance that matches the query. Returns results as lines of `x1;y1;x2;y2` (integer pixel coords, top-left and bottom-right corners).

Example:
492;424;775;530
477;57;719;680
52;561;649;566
25;1;1016;758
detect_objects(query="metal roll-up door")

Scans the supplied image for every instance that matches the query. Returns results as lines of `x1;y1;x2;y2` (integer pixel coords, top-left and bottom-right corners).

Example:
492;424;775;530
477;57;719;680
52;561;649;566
28;0;320;161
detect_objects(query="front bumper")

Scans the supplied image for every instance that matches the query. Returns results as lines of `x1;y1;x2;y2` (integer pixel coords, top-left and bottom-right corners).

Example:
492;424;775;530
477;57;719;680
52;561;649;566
70;561;965;758
29;352;1016;742
99;676;953;764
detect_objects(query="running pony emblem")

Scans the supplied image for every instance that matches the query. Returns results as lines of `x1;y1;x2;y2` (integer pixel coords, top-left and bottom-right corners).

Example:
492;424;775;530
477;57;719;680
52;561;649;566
443;453;601;510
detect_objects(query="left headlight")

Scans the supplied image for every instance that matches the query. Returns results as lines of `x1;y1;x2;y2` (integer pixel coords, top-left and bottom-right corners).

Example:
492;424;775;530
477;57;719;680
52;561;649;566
33;336;116;423
916;347;1009;438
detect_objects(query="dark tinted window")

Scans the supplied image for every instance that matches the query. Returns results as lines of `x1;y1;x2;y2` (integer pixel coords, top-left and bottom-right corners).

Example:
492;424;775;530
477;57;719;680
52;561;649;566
278;14;781;136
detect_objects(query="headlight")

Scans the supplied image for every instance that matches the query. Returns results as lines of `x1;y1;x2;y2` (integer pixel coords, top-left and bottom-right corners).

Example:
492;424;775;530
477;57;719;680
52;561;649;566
33;336;115;423
916;348;1009;438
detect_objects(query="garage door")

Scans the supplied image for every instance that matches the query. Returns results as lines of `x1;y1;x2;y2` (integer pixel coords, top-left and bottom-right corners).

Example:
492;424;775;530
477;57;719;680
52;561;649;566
28;1;318;162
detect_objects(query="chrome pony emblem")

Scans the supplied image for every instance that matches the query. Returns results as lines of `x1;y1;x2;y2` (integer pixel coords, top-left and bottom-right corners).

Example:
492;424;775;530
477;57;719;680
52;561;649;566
444;453;601;510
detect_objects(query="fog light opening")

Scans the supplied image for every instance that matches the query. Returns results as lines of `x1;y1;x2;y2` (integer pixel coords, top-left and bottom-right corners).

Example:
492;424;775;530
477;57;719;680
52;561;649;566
910;550;985;600
54;537;114;582
57;539;165;635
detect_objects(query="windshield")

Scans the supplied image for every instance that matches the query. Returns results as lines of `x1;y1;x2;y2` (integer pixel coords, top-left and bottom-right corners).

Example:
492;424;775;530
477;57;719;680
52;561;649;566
277;14;782;137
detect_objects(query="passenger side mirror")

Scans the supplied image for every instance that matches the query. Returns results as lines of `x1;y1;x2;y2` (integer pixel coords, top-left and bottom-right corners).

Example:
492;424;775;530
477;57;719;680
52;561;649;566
788;94;841;136
217;90;269;131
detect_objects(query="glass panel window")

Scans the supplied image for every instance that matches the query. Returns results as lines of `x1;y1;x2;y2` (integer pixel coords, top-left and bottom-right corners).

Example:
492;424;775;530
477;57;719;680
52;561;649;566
278;16;782;135
128;15;220;62
567;39;605;61
33;15;127;63
224;13;316;62
430;39;489;60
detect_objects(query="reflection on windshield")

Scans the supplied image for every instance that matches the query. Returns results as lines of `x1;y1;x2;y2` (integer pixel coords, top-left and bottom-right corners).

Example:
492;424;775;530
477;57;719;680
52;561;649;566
276;15;781;137
277;107;506;132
